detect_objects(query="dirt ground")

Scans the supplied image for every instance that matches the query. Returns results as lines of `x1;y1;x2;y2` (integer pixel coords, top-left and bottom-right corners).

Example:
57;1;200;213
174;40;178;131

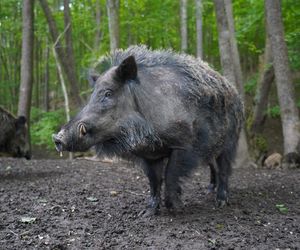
0;157;299;250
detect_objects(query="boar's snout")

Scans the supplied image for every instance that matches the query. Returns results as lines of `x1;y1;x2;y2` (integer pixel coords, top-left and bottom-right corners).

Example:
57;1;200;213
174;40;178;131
52;133;65;152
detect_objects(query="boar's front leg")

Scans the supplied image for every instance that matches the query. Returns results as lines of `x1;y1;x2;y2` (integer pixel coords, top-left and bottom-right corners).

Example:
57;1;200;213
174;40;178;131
165;149;198;211
140;159;164;216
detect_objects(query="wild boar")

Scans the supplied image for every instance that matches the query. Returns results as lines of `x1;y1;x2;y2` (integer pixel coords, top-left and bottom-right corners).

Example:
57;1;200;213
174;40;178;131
0;107;31;159
53;46;243;215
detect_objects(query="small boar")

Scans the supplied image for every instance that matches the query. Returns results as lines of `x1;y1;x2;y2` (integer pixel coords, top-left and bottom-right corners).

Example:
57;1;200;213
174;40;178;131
0;107;31;159
53;46;243;215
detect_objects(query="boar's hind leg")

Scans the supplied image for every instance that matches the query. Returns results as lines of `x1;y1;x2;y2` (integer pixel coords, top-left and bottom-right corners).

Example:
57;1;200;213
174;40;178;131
207;160;217;193
140;159;164;216
215;152;232;207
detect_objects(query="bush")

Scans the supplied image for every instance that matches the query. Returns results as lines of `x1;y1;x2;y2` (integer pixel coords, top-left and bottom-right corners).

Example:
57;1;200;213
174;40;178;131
267;105;281;118
31;108;66;149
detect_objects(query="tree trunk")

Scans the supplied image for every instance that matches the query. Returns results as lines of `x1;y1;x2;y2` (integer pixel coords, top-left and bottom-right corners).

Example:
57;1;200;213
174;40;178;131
43;39;50;112
94;0;102;50
18;0;34;155
195;0;203;58
180;0;188;53
18;0;34;120
214;0;250;167
63;0;81;106
106;0;120;51
224;0;244;98
265;0;300;156
39;0;82;108
251;36;274;134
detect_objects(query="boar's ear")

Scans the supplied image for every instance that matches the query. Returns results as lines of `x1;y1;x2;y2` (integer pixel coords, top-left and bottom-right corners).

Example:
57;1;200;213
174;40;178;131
88;70;100;88
116;55;137;82
15;116;26;128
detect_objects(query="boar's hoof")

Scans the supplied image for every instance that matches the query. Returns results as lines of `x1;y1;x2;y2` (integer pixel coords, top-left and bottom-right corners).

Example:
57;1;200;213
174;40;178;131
165;195;184;213
216;199;228;208
138;207;160;217
215;191;229;208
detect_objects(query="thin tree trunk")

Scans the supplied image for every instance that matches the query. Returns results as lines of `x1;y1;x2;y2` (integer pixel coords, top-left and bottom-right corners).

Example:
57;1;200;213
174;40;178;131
224;0;244;98
251;36;274;134
43;38;50;112
39;0;82;108
94;0;102;50
106;0;120;51
63;0;80;102
53;31;73;160
18;0;34;120
214;0;249;167
265;0;300;156
180;0;188;53
195;0;203;58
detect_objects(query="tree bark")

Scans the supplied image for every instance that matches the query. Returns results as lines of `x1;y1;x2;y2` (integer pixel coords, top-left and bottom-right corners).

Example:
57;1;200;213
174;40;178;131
63;0;81;106
180;0;188;53
224;0;244;98
43;38;50;112
195;0;203;58
106;0;120;51
94;0;102;50
39;0;82;108
18;0;34;120
214;0;249;167
251;35;274;134
18;0;34;156
265;0;300;155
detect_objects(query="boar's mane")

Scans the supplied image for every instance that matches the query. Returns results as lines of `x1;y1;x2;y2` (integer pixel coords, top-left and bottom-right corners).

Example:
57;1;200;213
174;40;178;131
94;45;238;108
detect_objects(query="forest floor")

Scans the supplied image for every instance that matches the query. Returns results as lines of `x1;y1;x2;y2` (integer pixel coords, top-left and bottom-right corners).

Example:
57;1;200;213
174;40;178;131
0;157;299;249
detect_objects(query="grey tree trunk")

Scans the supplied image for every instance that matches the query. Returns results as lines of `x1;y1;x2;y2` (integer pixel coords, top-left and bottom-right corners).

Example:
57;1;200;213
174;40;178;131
214;0;249;167
18;0;34;120
251;36;274;134
195;0;203;58
63;0;81;105
94;0;102;50
43;38;50;112
106;0;120;51
180;0;188;53
18;0;34;156
224;0;244;98
265;0;300;156
39;0;82;108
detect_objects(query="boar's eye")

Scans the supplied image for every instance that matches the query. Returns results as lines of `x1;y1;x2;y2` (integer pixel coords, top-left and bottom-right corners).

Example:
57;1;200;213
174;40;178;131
104;90;113;98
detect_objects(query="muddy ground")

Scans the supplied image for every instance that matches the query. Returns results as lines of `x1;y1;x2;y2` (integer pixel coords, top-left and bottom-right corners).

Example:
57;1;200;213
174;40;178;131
0;158;299;249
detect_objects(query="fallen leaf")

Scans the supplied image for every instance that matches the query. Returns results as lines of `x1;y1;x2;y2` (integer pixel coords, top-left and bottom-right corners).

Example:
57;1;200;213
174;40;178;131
86;196;98;202
20;217;36;223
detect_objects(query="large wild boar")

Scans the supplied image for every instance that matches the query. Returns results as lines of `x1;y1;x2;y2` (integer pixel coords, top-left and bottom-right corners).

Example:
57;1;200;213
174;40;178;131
53;46;243;215
0;107;31;159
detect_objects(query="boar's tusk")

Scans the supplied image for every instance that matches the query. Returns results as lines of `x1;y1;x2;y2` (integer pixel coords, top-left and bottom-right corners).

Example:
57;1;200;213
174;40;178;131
79;123;87;137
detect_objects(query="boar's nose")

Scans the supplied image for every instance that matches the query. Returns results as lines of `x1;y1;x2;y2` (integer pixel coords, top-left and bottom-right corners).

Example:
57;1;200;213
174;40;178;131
52;133;64;152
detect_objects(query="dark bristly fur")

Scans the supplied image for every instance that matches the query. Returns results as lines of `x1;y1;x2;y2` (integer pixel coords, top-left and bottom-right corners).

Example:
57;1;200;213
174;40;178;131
0;107;31;159
53;45;244;215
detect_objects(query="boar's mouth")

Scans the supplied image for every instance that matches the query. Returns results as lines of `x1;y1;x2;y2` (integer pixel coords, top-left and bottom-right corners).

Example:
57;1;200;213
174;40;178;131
52;134;64;153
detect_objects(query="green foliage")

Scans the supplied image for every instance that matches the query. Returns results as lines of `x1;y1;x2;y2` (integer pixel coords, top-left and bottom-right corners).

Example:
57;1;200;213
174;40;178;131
244;74;258;95
276;204;288;214
31;108;66;149
254;135;268;153
267;105;281;118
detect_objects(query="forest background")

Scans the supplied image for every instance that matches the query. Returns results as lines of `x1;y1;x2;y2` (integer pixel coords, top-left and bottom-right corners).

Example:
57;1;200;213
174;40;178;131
0;0;300;162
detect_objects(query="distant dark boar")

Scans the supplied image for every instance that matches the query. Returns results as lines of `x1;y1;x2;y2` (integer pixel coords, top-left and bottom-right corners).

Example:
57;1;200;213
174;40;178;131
0;107;31;159
53;46;243;215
